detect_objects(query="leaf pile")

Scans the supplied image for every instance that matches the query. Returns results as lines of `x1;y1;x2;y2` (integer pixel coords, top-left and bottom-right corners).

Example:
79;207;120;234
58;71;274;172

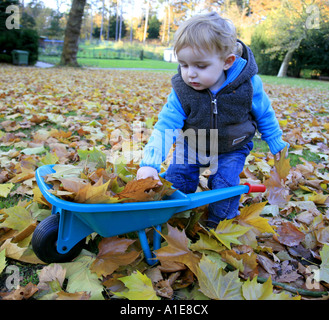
43;149;175;204
0;65;328;300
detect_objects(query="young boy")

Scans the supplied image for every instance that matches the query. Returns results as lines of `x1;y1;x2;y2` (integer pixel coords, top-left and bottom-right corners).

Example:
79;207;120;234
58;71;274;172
136;12;288;228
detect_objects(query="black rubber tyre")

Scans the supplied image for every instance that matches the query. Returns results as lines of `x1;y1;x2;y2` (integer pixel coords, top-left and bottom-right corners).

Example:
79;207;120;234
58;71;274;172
32;214;84;264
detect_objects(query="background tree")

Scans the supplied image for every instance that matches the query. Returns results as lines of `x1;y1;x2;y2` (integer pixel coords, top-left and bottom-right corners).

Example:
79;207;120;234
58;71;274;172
147;15;161;39
60;0;86;66
292;19;329;77
0;0;39;64
249;0;328;77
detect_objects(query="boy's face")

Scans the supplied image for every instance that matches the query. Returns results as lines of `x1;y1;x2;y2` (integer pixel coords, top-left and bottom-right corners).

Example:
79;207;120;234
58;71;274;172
176;46;235;92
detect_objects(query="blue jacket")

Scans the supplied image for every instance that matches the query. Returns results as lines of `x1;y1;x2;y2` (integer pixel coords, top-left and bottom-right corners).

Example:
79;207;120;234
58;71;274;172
140;56;288;172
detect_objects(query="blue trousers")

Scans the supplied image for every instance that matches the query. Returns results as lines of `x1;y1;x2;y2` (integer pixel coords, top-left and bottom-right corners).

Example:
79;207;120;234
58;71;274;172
165;140;253;228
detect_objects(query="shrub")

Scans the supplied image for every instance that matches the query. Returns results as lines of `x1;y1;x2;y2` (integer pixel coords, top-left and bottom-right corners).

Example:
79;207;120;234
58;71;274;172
250;26;282;76
0;28;39;65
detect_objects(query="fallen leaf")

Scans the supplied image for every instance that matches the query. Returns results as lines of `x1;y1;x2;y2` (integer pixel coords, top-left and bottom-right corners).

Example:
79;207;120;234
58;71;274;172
154;224;201;275
236;202;276;234
209;220;251;249
318;245;329;283
221;248;258;279
197;255;243;300
90;237;141;277
1;283;38;300
114;270;160;300
242;277;300;300
0;183;15;198
273;222;305;246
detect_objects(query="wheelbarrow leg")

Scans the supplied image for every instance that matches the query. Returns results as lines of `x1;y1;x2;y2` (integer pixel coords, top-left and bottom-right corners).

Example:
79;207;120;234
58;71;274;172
138;224;162;266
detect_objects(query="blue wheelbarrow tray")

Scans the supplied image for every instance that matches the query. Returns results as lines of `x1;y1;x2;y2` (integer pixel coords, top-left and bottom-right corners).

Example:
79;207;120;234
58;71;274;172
35;164;264;265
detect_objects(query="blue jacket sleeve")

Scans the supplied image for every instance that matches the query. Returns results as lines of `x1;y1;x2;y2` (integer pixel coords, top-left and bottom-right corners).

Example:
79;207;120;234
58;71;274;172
140;89;187;171
251;75;289;155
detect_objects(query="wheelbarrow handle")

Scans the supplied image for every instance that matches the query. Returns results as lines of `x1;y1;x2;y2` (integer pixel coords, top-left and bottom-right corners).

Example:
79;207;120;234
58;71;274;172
244;183;267;194
182;183;266;212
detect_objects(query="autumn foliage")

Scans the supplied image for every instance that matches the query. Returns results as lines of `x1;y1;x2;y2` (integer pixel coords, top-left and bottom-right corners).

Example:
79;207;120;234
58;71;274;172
0;65;328;300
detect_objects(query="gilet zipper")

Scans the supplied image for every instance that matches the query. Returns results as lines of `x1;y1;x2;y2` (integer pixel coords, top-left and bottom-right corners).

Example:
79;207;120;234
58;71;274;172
208;90;218;129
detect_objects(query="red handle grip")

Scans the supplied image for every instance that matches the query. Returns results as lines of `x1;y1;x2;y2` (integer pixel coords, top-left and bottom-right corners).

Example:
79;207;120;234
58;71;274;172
244;183;266;194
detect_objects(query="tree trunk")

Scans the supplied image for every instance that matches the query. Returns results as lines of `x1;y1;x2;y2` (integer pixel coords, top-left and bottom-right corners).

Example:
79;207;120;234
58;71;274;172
115;0;119;41
60;0;86;67
277;37;304;77
100;0;104;41
143;0;150;44
167;2;171;46
277;48;295;77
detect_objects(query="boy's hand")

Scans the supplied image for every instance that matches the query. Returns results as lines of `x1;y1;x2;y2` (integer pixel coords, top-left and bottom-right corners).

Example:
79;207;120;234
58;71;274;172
136;166;163;186
275;146;289;161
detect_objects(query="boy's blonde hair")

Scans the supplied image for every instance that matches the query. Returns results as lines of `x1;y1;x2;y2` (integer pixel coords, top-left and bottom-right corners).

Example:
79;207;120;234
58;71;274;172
173;12;237;58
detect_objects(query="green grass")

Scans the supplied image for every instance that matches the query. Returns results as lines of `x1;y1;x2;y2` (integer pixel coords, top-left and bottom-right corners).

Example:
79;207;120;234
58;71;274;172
288;149;322;167
39;55;178;70
260;74;329;91
252;136;323;168
79;58;178;69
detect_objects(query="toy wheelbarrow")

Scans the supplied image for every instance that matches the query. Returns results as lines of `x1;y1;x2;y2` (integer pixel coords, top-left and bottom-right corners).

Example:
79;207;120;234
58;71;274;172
31;164;266;265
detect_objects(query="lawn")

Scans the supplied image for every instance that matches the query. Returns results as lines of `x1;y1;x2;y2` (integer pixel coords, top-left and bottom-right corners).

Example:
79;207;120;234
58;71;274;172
38;55;179;70
0;64;328;300
260;74;329;91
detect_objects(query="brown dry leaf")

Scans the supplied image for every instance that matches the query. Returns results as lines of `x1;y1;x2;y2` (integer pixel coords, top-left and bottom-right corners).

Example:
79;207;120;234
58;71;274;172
273;221;305;247
154;224;201;275
116;177;160;202
1;282;38;300
37;263;66;292
257;254;279;275
90;236;141;277
314;226;329;245
273;260;302;283
154;279;173;299
221;248;258;279
157;260;187;273
30;114;48;124
73;178;119;204
8;167;35;183
264;169;292;207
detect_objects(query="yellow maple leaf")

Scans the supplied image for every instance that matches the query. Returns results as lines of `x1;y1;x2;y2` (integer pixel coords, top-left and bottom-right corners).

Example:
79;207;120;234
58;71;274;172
0;183;15;198
197;255;243;300
190;232;226;253
0;205;35;233
274;145;291;180
279;119;288;127
209;220;251;249
114;270;160;300
308;193;329;205
242;277;300;300
236;202;276;234
33;186;51;207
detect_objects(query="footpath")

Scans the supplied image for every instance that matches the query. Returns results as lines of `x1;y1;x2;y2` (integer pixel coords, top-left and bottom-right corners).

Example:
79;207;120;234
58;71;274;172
34;61;54;68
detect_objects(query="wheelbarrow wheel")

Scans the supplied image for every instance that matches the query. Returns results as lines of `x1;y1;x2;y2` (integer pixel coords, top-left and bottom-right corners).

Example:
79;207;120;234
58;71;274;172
32;214;84;264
